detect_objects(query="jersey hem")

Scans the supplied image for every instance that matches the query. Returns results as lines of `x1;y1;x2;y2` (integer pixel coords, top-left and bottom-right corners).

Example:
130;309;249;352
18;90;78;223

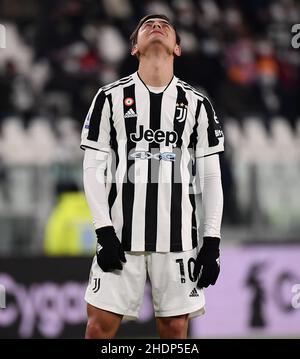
122;245;198;253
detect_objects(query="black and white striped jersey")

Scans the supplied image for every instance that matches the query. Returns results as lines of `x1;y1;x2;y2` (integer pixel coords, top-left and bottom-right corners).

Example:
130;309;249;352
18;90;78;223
81;72;224;252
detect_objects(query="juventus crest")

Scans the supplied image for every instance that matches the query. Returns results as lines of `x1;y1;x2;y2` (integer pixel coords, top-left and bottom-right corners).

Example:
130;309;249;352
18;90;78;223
175;103;188;122
92;278;101;293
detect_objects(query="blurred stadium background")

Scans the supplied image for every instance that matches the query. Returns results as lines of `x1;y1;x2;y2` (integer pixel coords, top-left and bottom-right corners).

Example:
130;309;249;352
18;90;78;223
0;0;300;338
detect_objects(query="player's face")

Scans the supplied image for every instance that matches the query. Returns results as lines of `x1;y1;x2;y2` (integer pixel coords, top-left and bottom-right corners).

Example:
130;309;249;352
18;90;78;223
132;18;181;57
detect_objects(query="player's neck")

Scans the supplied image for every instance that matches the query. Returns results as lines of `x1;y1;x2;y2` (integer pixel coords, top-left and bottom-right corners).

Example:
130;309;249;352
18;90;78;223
137;55;174;87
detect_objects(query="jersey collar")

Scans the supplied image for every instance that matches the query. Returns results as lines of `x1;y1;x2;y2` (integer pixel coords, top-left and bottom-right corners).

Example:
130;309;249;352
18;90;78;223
133;71;178;95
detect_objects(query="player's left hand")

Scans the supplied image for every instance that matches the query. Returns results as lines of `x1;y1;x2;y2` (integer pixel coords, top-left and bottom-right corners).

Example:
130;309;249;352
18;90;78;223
193;237;220;288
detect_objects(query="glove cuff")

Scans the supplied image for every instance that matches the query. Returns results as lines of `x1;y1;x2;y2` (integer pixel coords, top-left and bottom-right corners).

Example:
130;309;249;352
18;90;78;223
96;226;116;244
202;236;220;250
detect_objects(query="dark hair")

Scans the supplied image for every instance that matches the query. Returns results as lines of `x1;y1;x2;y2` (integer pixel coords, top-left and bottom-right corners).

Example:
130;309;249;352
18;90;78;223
130;14;181;47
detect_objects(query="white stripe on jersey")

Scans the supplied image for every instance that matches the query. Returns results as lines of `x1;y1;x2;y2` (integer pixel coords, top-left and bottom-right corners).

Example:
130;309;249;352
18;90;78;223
130;79;150;251
155;89;176;252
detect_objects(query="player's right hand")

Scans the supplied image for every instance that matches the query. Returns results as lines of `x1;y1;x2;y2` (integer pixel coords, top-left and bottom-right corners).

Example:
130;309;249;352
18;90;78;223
95;226;127;272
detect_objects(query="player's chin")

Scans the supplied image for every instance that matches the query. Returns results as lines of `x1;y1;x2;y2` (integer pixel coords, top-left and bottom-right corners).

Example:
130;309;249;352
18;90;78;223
147;38;165;45
147;39;172;51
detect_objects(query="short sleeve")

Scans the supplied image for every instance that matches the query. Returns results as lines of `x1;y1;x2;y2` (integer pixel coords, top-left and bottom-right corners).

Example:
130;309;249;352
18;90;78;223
80;89;111;152
195;97;224;158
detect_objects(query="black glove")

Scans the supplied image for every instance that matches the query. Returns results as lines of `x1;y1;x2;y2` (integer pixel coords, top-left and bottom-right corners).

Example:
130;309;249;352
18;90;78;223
193;237;220;288
95;226;126;272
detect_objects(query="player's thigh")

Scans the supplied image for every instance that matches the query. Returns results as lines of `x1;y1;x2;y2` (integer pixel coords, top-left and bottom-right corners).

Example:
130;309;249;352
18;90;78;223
86;303;122;338
85;253;147;320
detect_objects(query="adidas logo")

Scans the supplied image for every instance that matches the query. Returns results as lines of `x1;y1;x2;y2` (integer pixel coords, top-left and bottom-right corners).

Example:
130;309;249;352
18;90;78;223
124;108;137;118
189;288;199;297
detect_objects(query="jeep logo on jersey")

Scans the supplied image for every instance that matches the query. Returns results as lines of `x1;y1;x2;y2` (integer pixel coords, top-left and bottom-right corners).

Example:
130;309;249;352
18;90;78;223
130;125;178;146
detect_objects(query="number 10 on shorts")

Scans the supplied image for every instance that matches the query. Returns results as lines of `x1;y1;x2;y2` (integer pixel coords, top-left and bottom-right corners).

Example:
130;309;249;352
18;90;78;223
176;258;197;283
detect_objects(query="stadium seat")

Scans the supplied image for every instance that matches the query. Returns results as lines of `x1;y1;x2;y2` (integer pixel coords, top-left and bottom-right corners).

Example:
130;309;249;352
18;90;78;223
244;117;268;147
56;117;82;162
27;118;58;165
1;117;32;164
223;118;243;149
270;116;297;160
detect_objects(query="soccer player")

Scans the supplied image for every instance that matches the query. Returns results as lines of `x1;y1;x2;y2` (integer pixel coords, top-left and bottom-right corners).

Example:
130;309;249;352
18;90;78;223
81;14;224;339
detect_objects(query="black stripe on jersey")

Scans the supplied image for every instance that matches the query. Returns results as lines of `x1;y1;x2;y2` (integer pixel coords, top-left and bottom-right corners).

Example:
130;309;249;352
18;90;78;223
189;185;197;248
188;161;197;249
87;90;106;142
169;86;188;251
188;99;201;249
174;86;188;147
103;77;133;93
144;93;163;251
121;84;137;251
107;93;118;216
188;99;201;150
170;159;183;251
202;97;220;147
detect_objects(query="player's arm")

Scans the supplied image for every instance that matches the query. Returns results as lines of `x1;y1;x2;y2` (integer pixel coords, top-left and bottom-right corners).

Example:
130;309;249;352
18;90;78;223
193;154;223;288
83;148;112;229
81;90;126;272
193;96;224;288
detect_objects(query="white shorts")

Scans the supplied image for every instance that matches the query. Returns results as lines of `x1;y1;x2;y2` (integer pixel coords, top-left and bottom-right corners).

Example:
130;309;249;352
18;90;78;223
85;247;205;320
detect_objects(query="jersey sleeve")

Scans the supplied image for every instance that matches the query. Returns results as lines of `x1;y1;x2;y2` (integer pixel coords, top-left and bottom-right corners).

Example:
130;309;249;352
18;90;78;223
80;89;111;152
195;97;224;158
